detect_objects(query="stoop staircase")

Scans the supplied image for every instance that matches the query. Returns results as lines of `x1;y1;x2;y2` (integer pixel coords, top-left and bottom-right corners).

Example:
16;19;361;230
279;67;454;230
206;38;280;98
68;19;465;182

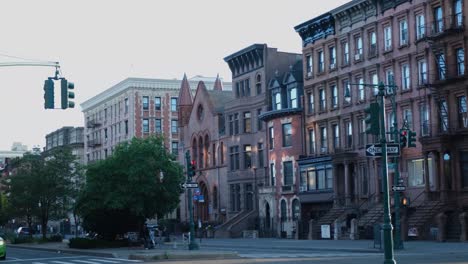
214;210;257;238
312;207;346;239
407;200;444;239
357;203;384;238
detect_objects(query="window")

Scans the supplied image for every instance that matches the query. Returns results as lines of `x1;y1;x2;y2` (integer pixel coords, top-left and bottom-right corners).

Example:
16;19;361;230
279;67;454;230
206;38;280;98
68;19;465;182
329;46;336;69
461;152;468;188
235;82;240;98
270;163;276;186
320;127;327;153
306;55;313;77
143;119;149;133
171;141;178;156
330;85;338;108
280;200;287;221
358;77;364;101
401;64;410;90
155;119;162;133
155;97;161;110
332;124;339;149
399;19;408;46
292;199;300;221
104;128;108;140
234;113;239;134
257;143;264;168
359;118;365;146
243;145;252;169
416;14;425;39
355;36;363;57
420;104;430;136
283;161;293;186
282;123;292;147
384;26;392;51
309;129;316;154
372;73;379;95
437;53;446;80
142;96;149;110
346;121;353;148
240;81;245;97
229;146;240;171
274;91;282;110
403;109;413;130
418;59;428;85
228;115;234;135
457;48;465;76
319;88;326;111
244;79;251;96
243;112;251;133
171;119;178;133
369;31;377;56
171;97;178;111
408;159;432;187
125;98;129;114
434;6;443;33
343;41;349;65
269;127;274;150
220;142;224;165
440;100;449;132
125;120;128;135
455;0;463;27
299;165;333;192
257;108;263;131
318;50;324;73
256;74;262;94
386;69;394;85
343;79;351;104
308;92;315;114
289;86;298;108
458;96;468;128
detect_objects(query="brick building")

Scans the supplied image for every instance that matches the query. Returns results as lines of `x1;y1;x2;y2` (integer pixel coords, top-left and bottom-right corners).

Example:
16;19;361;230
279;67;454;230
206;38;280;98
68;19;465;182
294;0;468;240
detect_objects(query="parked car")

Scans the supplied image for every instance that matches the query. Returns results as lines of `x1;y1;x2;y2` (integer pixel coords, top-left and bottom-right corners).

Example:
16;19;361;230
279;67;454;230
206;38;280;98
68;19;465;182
15;227;31;237
0;236;6;260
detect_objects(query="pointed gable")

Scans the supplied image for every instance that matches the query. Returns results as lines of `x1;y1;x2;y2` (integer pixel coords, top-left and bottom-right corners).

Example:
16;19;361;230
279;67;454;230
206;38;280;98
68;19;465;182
178;73;193;106
213;74;223;91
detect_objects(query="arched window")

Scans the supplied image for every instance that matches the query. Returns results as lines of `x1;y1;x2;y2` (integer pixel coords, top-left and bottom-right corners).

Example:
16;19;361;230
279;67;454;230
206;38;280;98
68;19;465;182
198;136;204;168
204;134;209;167
280;200;287;222
292;199;300;221
192;138;197;165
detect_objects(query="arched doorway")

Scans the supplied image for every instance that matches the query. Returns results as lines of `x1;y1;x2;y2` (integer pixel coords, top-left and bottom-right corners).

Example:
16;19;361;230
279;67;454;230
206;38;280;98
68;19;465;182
265;202;271;229
196;182;210;223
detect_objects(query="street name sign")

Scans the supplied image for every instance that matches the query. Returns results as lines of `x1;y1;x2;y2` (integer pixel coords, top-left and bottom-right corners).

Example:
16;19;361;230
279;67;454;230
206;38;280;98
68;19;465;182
392;186;406;192
365;143;400;157
182;182;198;189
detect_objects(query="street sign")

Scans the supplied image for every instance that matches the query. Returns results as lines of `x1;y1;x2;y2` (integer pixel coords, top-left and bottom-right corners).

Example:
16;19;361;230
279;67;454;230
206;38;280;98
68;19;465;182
182;182;198;189
392;186;406;192
198;195;205;203
366;143;400;157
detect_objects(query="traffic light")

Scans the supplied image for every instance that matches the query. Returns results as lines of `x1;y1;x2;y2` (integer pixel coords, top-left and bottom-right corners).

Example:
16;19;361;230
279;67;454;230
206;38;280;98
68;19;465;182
400;129;408;148
61;78;75;109
408;131;417;148
190;160;197;177
43;79;54;109
365;102;380;135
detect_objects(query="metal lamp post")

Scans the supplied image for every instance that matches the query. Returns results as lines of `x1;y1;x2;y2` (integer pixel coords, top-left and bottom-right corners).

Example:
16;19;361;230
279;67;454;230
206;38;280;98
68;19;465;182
185;151;199;250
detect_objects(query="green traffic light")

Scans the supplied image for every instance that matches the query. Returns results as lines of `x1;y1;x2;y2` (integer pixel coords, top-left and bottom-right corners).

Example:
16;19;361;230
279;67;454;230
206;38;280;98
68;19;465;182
365;102;380;135
408;131;417;148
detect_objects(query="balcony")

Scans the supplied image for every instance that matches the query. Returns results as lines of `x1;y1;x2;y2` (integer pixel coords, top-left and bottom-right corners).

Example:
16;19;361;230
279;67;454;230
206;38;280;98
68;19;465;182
87;139;102;148
425;16;464;40
86;119;102;128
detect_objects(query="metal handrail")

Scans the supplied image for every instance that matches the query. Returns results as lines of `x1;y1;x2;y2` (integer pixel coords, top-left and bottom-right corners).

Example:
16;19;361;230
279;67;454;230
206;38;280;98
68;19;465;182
355;192;377;216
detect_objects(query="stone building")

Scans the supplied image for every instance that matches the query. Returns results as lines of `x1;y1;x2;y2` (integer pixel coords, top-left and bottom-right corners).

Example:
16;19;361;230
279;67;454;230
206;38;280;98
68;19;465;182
177;75;233;225
294;0;468;241
45;126;85;165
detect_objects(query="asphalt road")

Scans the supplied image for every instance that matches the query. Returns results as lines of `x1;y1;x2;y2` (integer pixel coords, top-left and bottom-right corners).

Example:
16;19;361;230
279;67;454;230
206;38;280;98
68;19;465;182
2;248;141;264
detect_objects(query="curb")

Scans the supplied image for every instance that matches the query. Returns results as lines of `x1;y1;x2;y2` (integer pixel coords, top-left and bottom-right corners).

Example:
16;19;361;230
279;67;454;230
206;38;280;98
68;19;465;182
8;244;117;258
129;251;239;261
192;244;380;254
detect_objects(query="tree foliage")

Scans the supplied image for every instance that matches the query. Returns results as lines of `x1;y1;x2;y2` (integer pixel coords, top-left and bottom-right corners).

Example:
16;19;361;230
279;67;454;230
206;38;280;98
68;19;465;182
6;147;82;239
78;136;184;240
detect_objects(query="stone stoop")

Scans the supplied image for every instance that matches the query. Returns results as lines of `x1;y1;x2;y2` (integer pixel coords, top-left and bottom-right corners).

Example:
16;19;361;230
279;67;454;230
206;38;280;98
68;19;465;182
407;201;444;239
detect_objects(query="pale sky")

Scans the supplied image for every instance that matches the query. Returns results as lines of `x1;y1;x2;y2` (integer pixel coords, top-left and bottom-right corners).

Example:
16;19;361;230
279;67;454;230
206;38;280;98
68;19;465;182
0;0;348;150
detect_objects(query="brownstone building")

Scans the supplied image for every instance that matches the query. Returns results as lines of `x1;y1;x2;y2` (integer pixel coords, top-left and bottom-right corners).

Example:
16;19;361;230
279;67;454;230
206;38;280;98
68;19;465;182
295;0;468;241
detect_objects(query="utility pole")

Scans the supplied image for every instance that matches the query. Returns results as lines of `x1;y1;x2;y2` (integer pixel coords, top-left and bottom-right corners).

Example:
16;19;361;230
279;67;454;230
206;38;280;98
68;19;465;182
378;82;396;263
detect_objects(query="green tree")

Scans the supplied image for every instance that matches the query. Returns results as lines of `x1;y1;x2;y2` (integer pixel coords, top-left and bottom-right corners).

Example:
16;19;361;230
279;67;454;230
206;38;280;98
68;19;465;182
78;136;184;240
7;147;81;239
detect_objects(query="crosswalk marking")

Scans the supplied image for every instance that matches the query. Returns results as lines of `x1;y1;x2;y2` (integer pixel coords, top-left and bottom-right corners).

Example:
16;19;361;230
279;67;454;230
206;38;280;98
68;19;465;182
32;262;48;264
72;260;102;264
51;261;75;264
89;259;119;263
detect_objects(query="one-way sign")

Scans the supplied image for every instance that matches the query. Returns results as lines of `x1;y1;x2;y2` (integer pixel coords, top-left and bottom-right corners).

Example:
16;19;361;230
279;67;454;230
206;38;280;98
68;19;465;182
182;182;198;188
392;185;406;192
366;143;400;157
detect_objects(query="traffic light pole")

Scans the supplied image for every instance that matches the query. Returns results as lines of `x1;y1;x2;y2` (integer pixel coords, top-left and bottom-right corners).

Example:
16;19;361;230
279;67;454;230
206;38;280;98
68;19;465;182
378;82;396;264
185;151;199;250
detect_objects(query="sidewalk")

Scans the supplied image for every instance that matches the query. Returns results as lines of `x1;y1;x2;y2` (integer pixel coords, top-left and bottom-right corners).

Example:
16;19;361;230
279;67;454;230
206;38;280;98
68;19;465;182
8;238;468;260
